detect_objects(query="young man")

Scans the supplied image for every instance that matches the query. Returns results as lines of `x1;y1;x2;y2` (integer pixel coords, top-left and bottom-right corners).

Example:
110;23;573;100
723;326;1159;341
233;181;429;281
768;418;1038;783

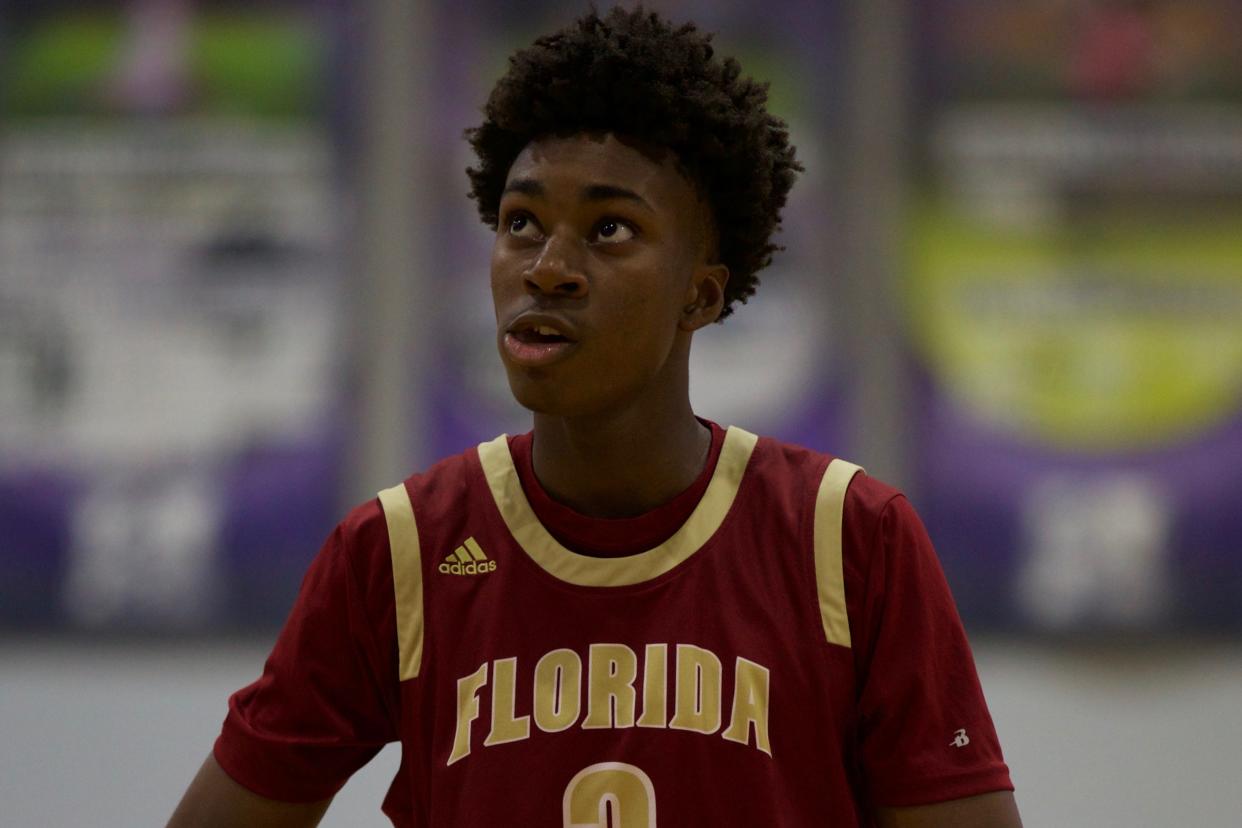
170;8;1021;827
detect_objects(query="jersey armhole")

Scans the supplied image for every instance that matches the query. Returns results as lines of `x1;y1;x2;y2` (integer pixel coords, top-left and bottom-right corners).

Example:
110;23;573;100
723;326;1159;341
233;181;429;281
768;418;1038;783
377;483;425;681
811;459;864;649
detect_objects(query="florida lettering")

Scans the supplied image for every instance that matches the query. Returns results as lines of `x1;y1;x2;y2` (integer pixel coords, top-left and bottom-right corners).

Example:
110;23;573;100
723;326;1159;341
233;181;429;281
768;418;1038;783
448;642;772;764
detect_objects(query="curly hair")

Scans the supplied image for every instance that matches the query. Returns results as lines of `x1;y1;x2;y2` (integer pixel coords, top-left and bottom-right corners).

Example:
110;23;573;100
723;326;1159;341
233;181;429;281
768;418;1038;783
465;6;801;320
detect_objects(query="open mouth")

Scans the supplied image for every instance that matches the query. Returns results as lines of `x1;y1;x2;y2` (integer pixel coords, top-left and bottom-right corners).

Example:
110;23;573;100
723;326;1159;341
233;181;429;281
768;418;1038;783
511;326;572;345
502;323;578;367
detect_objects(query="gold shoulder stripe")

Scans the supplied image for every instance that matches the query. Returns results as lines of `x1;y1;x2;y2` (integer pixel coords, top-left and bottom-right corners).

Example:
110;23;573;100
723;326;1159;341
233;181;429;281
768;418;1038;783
477;427;759;587
378;483;424;681
813;458;864;648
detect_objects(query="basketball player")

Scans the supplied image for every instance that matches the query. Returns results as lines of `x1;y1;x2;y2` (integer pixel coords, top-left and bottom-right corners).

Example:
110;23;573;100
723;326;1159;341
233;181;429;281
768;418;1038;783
169;8;1022;826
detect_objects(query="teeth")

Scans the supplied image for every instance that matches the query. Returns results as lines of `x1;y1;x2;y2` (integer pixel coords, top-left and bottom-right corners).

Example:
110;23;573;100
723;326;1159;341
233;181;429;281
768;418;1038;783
534;325;560;336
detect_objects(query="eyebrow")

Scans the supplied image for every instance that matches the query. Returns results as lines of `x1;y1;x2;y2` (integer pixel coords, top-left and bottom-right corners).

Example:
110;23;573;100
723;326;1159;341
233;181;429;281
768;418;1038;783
581;183;653;212
501;178;654;212
502;178;544;198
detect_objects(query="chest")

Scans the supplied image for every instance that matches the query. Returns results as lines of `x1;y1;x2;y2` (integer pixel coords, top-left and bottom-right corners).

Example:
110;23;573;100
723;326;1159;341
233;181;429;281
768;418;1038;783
399;517;862;825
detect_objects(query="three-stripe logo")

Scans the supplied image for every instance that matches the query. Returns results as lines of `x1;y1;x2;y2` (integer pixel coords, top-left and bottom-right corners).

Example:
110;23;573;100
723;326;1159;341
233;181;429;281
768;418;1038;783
438;536;496;576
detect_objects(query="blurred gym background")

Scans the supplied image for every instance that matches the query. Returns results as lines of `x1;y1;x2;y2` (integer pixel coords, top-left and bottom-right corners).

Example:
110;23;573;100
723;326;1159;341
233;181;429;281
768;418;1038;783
2;0;1240;824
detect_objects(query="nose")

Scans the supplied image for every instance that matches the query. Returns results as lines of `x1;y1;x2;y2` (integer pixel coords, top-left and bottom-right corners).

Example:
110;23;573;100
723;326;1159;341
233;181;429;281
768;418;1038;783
524;234;588;298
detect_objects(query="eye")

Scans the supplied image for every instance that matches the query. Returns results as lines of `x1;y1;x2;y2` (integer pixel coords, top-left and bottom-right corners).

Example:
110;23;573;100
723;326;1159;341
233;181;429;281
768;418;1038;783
505;212;543;240
593;218;636;244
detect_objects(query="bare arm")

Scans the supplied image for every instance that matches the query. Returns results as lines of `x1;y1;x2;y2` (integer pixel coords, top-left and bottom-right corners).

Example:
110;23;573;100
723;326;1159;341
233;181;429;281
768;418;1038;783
166;754;333;828
876;790;1023;828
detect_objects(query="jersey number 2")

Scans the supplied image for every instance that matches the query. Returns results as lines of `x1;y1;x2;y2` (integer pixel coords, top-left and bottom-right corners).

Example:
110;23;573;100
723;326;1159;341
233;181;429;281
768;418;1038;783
563;762;657;828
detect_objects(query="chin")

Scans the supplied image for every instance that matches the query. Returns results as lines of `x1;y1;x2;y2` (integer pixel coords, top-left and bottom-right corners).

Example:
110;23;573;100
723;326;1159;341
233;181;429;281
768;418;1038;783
505;372;567;416
504;373;614;420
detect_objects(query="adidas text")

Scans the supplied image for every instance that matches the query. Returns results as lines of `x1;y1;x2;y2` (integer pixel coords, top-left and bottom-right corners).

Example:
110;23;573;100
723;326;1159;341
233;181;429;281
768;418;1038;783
439;559;497;576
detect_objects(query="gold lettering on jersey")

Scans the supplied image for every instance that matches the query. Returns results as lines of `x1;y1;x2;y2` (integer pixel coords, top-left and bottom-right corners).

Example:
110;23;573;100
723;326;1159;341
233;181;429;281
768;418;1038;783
484;657;530;747
636;644;667;729
534;648;582;732
448;661;488;765
582;643;638;730
669;644;722;735
563;762;656;828
445;643;772;766
721;656;772;756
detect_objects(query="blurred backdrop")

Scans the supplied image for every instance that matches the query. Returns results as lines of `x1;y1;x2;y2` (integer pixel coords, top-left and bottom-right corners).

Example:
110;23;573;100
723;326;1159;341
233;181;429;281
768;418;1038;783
2;0;1241;825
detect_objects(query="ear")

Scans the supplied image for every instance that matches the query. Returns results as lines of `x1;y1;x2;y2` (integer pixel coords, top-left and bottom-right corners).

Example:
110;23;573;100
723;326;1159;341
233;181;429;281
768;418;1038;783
678;263;730;332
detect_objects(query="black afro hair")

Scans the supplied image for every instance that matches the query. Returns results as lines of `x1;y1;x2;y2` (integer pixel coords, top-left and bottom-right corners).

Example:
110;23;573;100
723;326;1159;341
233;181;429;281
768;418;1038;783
465;6;802;320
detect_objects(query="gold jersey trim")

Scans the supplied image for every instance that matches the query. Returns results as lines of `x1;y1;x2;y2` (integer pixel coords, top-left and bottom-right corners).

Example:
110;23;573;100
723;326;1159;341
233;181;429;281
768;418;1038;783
813;458;864;649
477;426;759;588
378;483;424;680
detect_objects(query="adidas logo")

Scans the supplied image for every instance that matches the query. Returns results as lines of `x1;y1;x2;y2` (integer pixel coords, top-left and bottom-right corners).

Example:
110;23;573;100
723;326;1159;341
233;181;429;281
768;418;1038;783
438;536;496;576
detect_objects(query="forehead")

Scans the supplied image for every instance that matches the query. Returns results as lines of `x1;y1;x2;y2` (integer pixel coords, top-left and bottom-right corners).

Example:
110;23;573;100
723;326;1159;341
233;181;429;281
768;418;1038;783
505;132;699;210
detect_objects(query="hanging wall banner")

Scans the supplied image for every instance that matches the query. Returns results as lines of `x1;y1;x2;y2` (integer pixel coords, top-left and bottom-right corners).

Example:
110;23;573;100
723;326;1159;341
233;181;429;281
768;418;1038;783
0;5;346;631
912;0;1242;632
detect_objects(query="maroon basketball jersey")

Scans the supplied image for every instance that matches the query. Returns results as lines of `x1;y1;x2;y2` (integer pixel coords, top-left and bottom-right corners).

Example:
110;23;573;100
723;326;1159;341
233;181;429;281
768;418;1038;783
215;425;1012;826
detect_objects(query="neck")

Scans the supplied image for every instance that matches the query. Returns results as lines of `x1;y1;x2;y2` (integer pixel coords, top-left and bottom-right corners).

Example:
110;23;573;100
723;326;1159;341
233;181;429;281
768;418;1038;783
530;358;711;519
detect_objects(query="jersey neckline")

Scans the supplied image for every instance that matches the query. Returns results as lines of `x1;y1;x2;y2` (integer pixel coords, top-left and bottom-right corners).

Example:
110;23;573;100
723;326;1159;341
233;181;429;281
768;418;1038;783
507;419;726;557
476;425;759;587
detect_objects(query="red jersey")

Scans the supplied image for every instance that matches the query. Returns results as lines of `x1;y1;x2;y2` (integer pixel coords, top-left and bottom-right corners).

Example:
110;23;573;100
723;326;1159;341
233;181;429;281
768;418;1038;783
215;422;1012;825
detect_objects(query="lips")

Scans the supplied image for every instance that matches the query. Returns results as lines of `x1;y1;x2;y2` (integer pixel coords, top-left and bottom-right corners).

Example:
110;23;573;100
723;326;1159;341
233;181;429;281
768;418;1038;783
502;312;579;368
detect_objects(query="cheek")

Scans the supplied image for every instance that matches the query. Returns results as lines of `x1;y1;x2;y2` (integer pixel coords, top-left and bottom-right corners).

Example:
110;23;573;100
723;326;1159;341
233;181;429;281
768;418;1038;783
490;244;522;305
489;242;506;289
633;256;694;327
598;266;685;353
